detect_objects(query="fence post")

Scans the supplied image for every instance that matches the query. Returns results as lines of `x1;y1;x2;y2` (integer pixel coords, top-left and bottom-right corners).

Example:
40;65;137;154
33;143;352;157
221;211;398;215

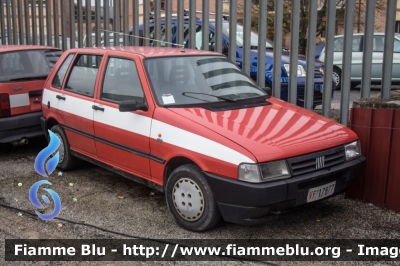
288;0;300;105
381;0;397;99
340;0;356;125
322;0;336;117
272;0;283;99
256;0;267;88
305;0;318;110
228;0;237;64
360;0;376;98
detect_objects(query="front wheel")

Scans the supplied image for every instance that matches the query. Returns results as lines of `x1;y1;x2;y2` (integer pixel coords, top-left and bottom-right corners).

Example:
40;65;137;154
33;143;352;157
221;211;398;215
165;164;221;232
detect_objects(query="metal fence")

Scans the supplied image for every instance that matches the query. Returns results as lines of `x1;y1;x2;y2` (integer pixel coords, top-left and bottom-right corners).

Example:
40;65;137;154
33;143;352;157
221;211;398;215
0;0;397;125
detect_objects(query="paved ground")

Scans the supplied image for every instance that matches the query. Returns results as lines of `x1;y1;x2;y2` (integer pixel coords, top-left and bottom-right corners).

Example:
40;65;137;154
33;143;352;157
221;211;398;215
1;88;400;266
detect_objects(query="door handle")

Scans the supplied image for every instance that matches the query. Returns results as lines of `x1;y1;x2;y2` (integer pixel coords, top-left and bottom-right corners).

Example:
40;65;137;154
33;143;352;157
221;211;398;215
92;105;105;112
56;95;66;100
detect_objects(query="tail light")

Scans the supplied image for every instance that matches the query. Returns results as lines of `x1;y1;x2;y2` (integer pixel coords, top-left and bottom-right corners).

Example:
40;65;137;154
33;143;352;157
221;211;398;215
0;93;11;118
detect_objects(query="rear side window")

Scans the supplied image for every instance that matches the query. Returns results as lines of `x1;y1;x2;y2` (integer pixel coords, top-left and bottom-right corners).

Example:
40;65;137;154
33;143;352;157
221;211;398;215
52;53;75;89
64;54;103;97
0;49;62;82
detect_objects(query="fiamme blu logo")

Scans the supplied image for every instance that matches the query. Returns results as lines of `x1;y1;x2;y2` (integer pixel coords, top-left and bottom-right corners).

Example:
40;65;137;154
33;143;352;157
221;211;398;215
30;130;62;221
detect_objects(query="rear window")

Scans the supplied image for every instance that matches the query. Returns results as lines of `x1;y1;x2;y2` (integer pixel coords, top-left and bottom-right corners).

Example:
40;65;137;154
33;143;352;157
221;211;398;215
0;49;62;82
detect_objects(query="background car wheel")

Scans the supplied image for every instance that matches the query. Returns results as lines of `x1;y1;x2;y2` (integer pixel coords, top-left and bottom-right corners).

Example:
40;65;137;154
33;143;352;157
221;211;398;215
332;68;342;90
51;125;77;171
165;164;221;232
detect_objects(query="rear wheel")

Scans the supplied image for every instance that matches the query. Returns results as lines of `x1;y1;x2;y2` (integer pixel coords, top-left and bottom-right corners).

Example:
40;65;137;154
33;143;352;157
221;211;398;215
50;125;77;171
165;164;221;232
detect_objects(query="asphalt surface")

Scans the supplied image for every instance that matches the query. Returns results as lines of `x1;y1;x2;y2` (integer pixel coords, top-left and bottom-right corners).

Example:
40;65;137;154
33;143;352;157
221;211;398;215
1;88;400;266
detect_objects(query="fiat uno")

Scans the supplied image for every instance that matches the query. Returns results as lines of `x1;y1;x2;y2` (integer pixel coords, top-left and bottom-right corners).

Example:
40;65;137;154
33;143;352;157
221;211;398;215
41;47;365;231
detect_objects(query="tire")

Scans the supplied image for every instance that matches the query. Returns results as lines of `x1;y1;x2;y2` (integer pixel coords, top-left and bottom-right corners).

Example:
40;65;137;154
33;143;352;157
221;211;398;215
165;164;221;232
332;68;342;90
50;125;77;171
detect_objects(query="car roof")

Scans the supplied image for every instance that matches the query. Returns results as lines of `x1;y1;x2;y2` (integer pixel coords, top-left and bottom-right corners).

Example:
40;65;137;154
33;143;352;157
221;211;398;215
68;46;221;58
0;45;61;52
334;32;388;38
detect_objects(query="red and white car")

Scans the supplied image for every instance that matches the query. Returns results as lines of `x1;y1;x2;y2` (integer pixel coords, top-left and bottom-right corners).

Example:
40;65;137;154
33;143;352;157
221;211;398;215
0;45;62;144
41;47;365;231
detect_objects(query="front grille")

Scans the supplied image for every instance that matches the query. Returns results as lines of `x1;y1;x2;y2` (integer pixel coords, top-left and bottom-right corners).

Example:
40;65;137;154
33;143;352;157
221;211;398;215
287;146;345;176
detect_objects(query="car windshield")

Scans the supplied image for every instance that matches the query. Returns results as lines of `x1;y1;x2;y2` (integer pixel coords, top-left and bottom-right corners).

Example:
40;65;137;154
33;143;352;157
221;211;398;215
144;56;265;106
213;22;274;49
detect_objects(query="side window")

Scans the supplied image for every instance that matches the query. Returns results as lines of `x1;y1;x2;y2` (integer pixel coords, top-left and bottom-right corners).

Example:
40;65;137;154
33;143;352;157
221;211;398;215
373;35;385;52
352;36;362;51
101;57;145;104
184;24;215;50
52;53;75;89
149;25;171;47
64;54;103;97
333;37;343;52
394;40;400;52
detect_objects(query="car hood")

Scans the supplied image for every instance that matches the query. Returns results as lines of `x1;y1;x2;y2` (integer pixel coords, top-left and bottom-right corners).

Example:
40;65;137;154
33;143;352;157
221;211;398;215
169;97;358;163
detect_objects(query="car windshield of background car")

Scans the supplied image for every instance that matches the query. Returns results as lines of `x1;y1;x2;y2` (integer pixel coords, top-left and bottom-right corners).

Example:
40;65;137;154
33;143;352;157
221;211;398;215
217;23;274;49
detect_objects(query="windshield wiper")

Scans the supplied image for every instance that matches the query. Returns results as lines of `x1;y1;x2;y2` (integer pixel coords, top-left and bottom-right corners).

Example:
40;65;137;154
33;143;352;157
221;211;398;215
182;92;237;102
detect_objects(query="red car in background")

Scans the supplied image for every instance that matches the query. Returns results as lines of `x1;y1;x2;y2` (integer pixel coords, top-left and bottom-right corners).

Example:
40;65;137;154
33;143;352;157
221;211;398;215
0;45;62;145
41;47;365;231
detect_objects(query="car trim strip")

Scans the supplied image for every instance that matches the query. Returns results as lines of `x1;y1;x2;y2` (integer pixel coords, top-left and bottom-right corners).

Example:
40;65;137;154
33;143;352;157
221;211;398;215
60;124;166;164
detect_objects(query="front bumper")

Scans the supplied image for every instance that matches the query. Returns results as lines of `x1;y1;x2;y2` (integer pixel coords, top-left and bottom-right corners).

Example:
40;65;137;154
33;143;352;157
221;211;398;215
203;156;366;226
0;112;43;143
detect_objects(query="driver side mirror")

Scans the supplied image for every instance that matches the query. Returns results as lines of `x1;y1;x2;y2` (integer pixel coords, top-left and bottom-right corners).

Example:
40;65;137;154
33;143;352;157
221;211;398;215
119;100;148;112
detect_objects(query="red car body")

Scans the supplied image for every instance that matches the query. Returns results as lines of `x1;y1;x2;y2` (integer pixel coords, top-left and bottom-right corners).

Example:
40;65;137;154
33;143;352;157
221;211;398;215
0;45;62;143
41;47;365;231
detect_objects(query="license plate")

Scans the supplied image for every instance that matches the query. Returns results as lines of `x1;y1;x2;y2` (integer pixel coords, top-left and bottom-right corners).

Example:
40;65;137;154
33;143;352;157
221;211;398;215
319;84;324;93
307;181;336;203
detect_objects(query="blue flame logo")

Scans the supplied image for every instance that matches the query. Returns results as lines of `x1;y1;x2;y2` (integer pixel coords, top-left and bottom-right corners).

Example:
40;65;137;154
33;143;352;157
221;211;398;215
34;130;60;177
29;180;62;220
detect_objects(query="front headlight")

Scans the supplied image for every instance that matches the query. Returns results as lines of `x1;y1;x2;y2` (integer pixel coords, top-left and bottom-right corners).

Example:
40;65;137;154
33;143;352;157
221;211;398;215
283;64;306;77
238;160;291;183
238;164;261;183
260;160;291;182
344;141;361;161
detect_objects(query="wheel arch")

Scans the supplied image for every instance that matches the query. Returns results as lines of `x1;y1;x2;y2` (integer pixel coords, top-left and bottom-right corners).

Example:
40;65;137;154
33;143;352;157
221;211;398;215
163;156;199;188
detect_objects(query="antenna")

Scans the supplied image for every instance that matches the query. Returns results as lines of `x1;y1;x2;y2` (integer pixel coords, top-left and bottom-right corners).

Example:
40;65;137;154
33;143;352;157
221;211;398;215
100;29;185;52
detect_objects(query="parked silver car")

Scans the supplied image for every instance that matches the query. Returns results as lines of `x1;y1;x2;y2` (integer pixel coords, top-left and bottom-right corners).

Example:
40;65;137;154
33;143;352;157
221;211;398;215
317;33;400;89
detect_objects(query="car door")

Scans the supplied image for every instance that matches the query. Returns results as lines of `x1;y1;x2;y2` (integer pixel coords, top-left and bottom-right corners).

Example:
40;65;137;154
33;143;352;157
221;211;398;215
93;53;152;179
57;53;104;157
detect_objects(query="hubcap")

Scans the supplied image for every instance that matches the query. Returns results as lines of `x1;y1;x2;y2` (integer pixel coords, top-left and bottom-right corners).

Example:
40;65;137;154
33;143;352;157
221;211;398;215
172;178;204;222
332;72;340;87
53;133;65;164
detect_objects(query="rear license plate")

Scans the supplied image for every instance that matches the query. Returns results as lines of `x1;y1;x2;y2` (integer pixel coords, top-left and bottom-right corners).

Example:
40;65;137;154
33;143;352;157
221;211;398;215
307;181;336;203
